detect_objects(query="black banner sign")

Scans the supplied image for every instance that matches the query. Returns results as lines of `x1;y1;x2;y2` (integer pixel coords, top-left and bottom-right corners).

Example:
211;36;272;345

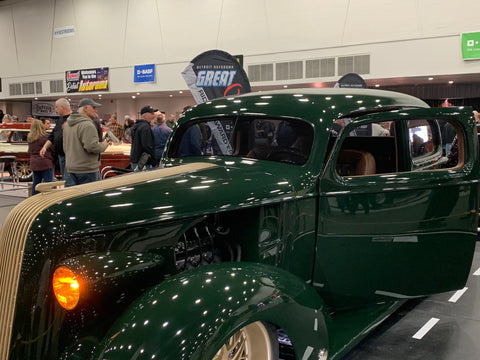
334;73;367;89
182;50;251;104
66;67;109;93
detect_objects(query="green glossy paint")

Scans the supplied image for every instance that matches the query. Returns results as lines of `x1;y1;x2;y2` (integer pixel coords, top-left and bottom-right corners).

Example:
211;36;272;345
2;89;477;360
90;262;329;360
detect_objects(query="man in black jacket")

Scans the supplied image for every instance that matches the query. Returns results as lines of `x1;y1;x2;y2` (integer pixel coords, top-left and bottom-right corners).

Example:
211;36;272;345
40;97;73;186
130;106;157;171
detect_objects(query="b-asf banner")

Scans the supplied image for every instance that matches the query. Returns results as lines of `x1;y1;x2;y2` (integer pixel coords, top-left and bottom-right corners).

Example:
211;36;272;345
66;67;109;93
182;50;251;104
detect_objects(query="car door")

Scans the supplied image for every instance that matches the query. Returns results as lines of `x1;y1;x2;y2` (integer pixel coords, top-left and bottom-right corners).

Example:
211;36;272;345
314;107;478;309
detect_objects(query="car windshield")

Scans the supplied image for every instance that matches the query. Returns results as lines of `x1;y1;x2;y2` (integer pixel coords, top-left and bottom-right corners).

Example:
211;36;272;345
169;117;314;165
0;129;28;142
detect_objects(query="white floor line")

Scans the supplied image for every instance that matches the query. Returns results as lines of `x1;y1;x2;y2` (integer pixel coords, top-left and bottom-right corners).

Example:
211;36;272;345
412;318;440;340
473;267;480;276
448;287;468;303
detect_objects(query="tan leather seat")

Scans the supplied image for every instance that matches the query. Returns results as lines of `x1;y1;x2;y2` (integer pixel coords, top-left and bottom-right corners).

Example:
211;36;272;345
336;149;376;176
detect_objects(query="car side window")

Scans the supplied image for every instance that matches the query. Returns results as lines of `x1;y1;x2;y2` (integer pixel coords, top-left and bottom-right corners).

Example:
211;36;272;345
334;119;395;176
335;118;461;177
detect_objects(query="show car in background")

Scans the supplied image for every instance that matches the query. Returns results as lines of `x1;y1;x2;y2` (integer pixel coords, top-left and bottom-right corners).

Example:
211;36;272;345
0;88;478;360
0;122;131;181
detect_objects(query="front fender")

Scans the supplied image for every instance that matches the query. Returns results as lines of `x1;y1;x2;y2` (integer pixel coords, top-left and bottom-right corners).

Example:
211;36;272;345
90;262;330;360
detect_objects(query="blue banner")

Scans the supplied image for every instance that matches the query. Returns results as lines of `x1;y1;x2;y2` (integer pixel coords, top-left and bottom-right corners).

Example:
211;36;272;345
134;64;156;83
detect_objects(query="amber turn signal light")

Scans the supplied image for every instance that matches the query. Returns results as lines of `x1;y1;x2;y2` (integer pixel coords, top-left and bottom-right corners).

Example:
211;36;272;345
52;266;80;310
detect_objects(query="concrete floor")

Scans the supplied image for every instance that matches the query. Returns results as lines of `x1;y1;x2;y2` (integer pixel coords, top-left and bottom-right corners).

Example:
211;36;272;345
1;181;479;360
0;181;29;228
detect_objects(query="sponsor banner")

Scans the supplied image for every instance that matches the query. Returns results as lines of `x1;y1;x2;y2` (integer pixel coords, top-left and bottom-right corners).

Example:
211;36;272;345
32;101;79;117
182;49;251;104
54;25;75;38
461;32;480;60
207;120;234;155
66;67;109;93
334;73;367;89
134;64;156;83
182;50;250;156
32;101;57;117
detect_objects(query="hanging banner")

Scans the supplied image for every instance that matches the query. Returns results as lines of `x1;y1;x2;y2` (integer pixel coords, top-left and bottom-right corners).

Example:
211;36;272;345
32;101;57;117
334;73;367;89
182;49;251;104
66;67;109;93
32;100;79;117
134;64;156;83
54;25;75;38
461;31;480;60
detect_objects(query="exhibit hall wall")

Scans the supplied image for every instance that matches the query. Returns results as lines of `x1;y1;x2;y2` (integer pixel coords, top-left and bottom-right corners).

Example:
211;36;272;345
1;0;480;114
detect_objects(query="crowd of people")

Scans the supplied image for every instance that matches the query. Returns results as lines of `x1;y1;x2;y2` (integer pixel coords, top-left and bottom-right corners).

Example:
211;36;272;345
0;113;53;142
2;98;480;194
1;98;181;193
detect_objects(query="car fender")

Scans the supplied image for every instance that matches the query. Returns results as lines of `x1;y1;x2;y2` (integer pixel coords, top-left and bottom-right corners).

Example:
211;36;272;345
91;262;330;360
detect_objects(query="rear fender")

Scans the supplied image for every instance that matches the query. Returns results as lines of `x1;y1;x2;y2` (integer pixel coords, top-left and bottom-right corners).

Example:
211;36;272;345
91;262;330;360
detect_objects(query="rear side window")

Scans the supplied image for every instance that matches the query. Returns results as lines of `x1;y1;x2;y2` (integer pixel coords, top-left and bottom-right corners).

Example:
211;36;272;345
333;118;462;176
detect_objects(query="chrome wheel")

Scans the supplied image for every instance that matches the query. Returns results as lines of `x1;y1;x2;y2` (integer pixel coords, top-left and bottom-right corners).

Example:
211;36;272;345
213;322;277;360
15;161;32;181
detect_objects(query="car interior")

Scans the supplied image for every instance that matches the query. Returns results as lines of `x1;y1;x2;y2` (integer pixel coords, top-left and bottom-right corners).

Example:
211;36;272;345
332;119;458;177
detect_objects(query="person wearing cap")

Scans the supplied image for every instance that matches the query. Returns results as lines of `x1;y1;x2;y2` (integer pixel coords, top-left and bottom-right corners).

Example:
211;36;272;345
63;98;109;186
130;106;156;171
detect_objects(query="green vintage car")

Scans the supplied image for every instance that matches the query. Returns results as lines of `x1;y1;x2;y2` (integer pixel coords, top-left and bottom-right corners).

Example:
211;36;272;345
0;88;478;360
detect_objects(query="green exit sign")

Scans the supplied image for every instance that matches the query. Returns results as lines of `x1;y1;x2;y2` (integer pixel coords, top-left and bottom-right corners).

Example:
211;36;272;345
461;32;480;60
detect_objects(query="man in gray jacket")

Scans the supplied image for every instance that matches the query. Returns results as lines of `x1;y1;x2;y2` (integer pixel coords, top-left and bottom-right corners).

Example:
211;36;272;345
63;98;108;186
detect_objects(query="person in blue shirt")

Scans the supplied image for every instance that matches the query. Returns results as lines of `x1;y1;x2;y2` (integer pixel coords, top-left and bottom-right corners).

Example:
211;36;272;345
152;113;172;165
179;124;202;157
